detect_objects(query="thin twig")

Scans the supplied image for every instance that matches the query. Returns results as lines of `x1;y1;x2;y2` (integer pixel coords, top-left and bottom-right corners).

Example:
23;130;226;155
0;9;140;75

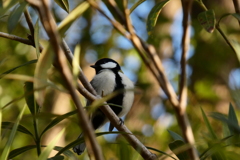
28;0;104;159
24;8;44;52
179;0;199;159
61;39;97;94
0;32;34;46
24;9;35;36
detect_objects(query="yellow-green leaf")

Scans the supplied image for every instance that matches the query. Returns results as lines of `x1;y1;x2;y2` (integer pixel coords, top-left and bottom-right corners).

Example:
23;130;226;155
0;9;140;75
130;0;146;14
37;129;65;160
54;0;69;13
34;45;54;107
0;105;26;160
58;1;89;34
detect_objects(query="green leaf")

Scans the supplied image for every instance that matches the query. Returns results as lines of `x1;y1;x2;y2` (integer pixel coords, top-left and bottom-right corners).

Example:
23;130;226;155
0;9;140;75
58;1;89;34
56;131;126;156
168;140;189;160
168;130;184;141
72;44;81;86
200;107;217;139
146;146;177;160
210;112;240;133
8;145;77;159
37;128;65;160
8;145;37;159
54;0;69;13
0;105;26;160
0;0;18;17
34;45;54;107
24;82;40;115
34;18;40;58
218;13;240;25
2;121;34;138
0;59;37;79
228;103;239;134
198;10;216;33
53;146;78;159
130;0;146;14
7;2;27;33
40;110;77;138
146;0;170;34
230;40;240;63
47;155;64;160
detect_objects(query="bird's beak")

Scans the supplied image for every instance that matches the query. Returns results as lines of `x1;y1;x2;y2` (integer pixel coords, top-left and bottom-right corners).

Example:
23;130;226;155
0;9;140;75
90;65;96;68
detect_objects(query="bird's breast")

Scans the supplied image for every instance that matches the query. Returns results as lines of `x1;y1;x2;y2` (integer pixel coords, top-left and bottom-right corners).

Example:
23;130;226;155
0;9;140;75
91;70;116;96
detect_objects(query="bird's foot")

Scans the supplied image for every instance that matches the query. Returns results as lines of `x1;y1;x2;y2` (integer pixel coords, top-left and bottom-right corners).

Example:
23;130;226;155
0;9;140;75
119;118;124;125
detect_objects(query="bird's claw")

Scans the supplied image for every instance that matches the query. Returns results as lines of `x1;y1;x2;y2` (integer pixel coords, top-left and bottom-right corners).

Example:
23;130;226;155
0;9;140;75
119;118;124;125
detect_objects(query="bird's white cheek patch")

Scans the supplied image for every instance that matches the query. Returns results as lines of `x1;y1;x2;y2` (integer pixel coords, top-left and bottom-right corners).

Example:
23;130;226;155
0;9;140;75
101;62;117;68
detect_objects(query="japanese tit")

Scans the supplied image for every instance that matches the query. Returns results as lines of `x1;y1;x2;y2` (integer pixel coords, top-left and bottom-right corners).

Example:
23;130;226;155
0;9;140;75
73;58;135;155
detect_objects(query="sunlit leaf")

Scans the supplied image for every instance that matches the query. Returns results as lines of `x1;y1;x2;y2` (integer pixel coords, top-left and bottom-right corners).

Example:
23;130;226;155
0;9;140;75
230;40;240;63
72;44;81;86
34;18;40;58
0;105;26;160
228;103;239;135
200;107;217;139
2;121;34;138
37;128;65;160
198;10;216;33
146;0;170;34
7;2;27;33
0;59;37;79
168;140;189;160
34;45;53;107
58;1;89;34
54;0;69;13
130;0;146;14
168;130;184;141
40;110;77;138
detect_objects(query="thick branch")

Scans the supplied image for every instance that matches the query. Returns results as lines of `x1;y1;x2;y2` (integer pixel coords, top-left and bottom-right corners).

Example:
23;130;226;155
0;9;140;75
27;0;104;159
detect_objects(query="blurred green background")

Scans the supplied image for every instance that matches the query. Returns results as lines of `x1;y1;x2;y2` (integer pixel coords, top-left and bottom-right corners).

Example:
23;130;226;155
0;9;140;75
0;0;240;159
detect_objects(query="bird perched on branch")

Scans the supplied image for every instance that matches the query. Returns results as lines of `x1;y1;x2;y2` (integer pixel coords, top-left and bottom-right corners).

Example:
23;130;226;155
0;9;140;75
73;58;135;155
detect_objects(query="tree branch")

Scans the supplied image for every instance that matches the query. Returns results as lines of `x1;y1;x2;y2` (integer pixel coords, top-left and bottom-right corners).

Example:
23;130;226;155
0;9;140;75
24;8;44;53
0;32;34;46
26;0;104;159
179;0;199;159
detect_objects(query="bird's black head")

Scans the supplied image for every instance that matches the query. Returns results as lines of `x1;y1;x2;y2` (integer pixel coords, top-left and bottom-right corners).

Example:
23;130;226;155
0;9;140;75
91;58;121;74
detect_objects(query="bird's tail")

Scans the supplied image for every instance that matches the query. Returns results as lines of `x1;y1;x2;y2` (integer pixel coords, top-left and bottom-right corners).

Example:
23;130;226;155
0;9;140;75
73;133;86;155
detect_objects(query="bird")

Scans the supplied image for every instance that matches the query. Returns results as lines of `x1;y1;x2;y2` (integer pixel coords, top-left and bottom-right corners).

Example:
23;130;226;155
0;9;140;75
73;58;135;155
